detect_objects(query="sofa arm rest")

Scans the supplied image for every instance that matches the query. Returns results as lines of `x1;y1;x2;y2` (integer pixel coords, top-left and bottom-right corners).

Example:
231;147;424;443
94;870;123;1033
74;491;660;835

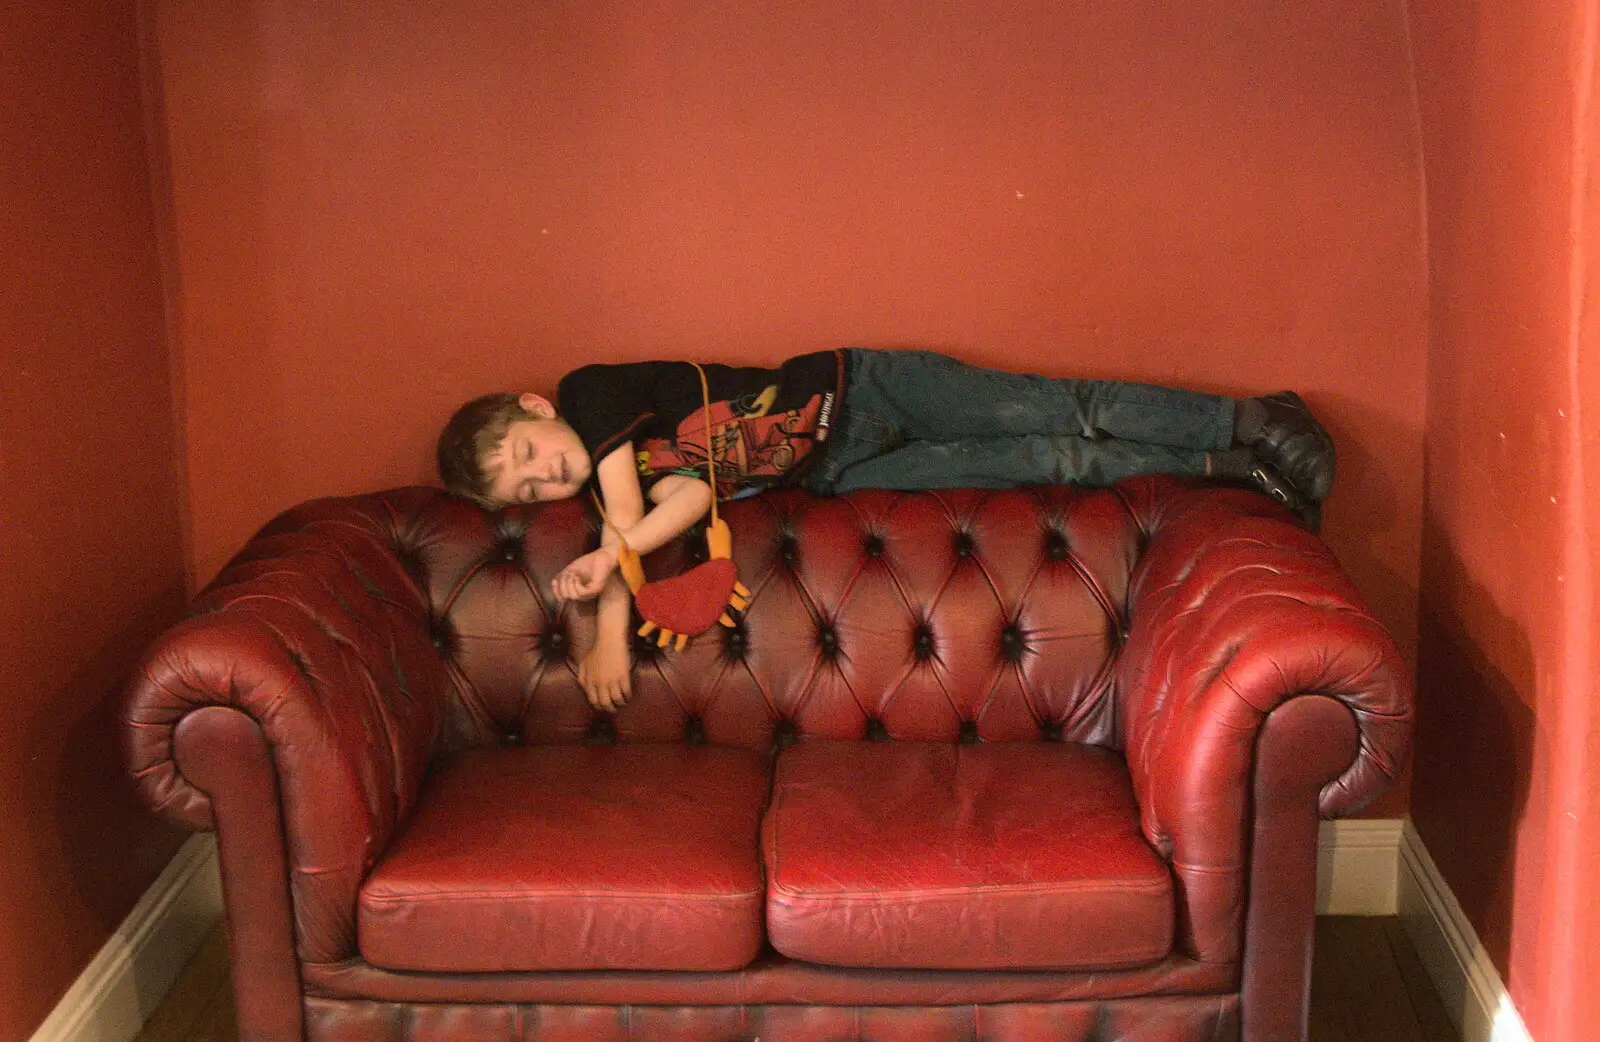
121;493;453;963
1114;478;1413;960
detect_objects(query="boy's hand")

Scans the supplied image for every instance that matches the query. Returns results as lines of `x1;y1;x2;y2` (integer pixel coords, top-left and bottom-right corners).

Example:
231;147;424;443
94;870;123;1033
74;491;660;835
552;548;618;602
578;631;632;711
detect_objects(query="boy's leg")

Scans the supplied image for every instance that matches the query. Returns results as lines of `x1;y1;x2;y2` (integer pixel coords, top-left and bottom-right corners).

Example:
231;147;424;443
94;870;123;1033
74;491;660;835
818;434;1324;529
846;349;1235;452
825;434;1213;493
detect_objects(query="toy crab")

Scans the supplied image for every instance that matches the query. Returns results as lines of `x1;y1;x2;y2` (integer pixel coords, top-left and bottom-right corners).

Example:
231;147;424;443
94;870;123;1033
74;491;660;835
592;361;750;652
615;515;750;651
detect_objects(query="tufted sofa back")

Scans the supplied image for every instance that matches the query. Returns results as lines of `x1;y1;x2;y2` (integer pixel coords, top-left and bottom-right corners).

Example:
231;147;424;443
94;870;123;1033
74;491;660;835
128;478;1410;969
237;484;1143;756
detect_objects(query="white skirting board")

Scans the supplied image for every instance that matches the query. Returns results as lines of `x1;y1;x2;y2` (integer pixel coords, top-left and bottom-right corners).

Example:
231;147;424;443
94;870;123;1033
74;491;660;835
1397;819;1533;1042
31;821;1528;1042
29;834;222;1042
1316;818;1531;1042
1317;817;1406;915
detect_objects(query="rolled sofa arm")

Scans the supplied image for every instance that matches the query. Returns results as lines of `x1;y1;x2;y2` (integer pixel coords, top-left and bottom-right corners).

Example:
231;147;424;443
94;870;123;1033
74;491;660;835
121;490;455;964
1112;478;1413;965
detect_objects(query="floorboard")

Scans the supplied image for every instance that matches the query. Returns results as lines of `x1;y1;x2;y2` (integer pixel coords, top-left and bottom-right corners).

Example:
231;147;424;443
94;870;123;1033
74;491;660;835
137;917;1462;1041
1311;917;1433;1041
131;924;230;1042
1381;917;1460;1042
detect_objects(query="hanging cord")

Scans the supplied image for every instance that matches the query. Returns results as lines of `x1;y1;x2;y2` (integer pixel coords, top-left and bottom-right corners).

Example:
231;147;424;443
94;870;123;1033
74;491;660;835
588;361;721;559
691;360;720;522
584;361;748;648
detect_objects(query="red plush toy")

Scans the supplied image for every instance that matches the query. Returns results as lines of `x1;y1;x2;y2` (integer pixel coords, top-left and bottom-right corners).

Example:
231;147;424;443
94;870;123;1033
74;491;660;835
593;363;750;652
615;516;749;652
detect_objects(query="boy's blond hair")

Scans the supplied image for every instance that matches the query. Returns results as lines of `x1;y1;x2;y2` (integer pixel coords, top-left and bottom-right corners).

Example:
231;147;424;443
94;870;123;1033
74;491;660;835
436;393;538;506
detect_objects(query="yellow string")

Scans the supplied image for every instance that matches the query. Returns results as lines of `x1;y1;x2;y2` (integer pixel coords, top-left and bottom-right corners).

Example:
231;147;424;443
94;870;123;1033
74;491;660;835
689;361;720;526
589;487;618;534
589;361;720;544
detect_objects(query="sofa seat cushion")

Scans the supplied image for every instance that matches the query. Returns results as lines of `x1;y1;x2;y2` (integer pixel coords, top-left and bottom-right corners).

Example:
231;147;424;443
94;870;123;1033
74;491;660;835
763;741;1173;970
358;744;770;973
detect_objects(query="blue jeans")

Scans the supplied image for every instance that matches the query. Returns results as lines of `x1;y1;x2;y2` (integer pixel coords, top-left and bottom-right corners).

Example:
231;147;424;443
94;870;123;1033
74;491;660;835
802;349;1235;494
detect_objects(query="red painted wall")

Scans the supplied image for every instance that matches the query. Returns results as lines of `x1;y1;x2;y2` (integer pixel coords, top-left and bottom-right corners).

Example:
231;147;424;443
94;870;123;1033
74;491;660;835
1409;0;1600;1036
0;2;190;1039
151;2;1429;750
22;3;1600;1037
1572;83;1600;1030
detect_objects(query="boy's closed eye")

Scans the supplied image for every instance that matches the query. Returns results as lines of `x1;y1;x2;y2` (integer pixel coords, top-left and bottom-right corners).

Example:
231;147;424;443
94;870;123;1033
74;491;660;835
518;439;536;502
485;415;593;506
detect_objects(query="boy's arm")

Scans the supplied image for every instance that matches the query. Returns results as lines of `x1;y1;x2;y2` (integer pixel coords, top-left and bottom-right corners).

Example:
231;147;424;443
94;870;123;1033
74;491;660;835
551;453;714;602
558;445;714;710
569;445;644;712
618;474;715;552
580;572;633;712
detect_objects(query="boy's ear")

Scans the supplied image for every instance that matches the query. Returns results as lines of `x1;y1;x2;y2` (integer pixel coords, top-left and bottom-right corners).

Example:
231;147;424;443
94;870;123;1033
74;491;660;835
517;393;557;419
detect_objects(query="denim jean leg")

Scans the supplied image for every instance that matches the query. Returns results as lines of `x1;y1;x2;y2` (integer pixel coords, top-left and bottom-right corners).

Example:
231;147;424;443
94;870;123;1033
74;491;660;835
846;348;1236;451
828;435;1213;493
800;383;902;494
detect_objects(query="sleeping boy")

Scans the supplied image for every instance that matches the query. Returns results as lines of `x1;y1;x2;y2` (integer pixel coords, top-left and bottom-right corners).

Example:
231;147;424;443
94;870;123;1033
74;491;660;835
437;348;1335;710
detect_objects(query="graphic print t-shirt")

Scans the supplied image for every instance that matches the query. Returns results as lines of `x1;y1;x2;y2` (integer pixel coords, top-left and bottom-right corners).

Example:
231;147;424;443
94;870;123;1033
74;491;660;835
556;351;847;499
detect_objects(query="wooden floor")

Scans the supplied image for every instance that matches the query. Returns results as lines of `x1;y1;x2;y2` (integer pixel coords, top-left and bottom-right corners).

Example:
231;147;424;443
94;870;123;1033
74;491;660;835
135;916;1458;1042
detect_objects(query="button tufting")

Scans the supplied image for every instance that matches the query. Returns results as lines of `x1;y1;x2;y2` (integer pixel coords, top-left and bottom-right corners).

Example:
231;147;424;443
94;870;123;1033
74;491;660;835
866;719;890;741
959;720;979;743
818;626;839;659
395;550;426;582
1000;624;1026;662
494;518;529;543
542;629;568;656
1040;721;1064;742
724;625;748;658
913;625;935;660
1045;530;1069;561
781;537;800;567
864;534;885;558
428;617;455;654
502;730;523;746
953;531;975;558
586;715;617;744
499;541;521;563
683;715;705;745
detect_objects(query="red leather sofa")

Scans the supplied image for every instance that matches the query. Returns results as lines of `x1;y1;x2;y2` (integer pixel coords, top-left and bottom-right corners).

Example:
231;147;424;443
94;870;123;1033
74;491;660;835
122;477;1411;1041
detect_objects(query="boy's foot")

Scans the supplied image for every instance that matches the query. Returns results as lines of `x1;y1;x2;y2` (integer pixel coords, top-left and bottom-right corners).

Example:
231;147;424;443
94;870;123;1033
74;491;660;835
1235;391;1336;501
1249;463;1322;532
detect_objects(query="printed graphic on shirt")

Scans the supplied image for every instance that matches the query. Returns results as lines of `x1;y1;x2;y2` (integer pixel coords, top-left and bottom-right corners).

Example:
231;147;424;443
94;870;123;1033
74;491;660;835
636;387;826;498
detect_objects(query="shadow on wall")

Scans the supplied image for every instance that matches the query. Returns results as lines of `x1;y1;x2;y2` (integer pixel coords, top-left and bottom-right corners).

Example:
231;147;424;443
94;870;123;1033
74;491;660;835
1412;533;1535;972
1317;388;1425;660
30;581;191;935
1299;387;1424;816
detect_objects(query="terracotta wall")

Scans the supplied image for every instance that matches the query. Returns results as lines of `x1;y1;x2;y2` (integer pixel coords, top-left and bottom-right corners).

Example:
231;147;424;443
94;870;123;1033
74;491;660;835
1408;0;1600;1036
151;1;1429;736
1575;81;1600;1032
0;2;190;1039
22;3;1600;1038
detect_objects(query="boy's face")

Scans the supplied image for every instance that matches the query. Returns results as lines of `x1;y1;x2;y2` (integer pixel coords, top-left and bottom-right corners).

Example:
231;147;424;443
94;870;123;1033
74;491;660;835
483;396;592;505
